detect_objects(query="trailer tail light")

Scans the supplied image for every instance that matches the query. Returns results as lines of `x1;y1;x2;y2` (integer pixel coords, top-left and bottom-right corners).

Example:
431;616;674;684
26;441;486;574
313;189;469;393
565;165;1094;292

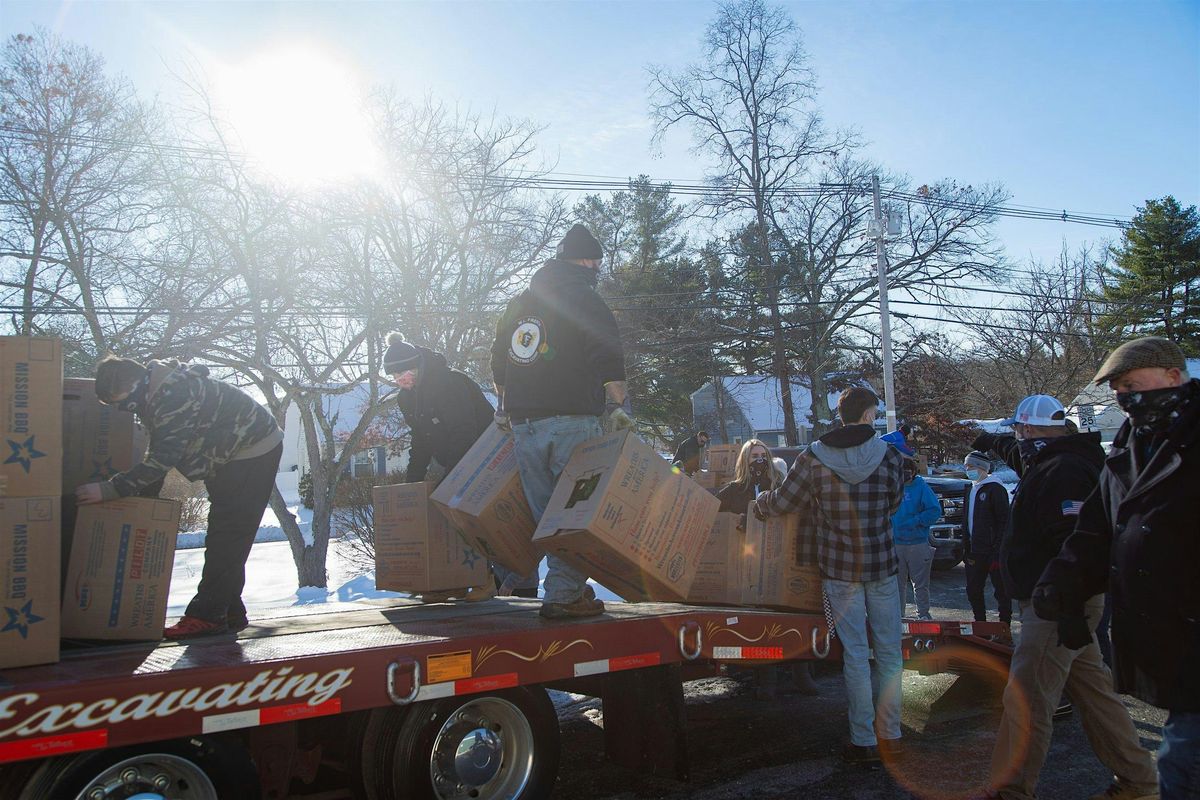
903;621;941;636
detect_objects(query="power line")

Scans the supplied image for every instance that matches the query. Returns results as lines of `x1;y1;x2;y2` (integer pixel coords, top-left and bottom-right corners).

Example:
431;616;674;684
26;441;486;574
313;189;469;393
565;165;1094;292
0;123;1132;229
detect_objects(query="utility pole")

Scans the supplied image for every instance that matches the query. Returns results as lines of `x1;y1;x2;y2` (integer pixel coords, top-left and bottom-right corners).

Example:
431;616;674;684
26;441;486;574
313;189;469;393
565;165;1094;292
871;174;897;433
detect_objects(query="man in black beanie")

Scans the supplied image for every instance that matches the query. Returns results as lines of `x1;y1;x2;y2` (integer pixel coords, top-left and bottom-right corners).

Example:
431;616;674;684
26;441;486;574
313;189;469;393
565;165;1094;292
491;223;630;619
383;333;494;486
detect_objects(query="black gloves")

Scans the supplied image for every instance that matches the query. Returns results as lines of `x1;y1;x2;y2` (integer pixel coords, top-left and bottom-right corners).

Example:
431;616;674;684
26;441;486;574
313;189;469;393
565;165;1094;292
1031;583;1063;621
1033;583;1090;650
1056;614;1092;650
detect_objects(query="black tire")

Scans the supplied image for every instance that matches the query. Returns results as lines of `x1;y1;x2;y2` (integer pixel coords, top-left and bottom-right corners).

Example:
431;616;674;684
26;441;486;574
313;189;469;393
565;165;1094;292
8;735;259;800
390;687;559;800
350;707;406;800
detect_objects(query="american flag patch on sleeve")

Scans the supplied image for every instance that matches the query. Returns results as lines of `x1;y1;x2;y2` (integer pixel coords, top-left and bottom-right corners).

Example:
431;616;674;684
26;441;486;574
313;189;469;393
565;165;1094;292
1061;500;1084;516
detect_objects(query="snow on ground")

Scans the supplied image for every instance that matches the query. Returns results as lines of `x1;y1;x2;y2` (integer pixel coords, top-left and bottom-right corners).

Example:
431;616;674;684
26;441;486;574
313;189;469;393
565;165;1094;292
168;470;620;619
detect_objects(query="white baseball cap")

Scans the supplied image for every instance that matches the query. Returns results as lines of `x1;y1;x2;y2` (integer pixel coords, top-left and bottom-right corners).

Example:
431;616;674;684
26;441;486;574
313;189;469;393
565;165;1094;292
1000;394;1067;427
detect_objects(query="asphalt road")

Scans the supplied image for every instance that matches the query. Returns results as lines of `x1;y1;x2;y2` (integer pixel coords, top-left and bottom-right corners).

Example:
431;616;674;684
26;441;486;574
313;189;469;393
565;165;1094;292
552;564;1167;800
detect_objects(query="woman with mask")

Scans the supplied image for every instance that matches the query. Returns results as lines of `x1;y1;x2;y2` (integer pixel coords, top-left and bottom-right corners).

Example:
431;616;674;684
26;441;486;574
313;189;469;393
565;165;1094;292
716;439;780;526
715;440;820;698
75;356;283;640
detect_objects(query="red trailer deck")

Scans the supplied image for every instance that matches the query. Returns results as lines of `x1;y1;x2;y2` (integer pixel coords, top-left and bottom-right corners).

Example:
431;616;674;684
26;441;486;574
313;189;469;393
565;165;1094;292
0;597;1009;800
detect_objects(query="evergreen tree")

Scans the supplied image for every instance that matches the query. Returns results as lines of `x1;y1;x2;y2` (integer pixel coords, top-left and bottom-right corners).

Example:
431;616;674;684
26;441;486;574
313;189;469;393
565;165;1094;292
1099;196;1200;353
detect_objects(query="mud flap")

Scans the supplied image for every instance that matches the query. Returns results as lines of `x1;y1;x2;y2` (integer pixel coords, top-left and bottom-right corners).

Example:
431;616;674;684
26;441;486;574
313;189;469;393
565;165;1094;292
601;664;689;780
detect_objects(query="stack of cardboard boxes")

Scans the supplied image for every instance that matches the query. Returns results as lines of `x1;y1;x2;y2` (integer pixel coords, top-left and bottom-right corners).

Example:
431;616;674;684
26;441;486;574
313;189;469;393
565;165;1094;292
374;424;823;612
1;337;63;668
59;379;179;641
1;339;182;670
692;442;739;495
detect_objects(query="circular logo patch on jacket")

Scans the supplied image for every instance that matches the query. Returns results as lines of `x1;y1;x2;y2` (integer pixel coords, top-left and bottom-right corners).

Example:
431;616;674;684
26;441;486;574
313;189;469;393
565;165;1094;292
509;317;545;365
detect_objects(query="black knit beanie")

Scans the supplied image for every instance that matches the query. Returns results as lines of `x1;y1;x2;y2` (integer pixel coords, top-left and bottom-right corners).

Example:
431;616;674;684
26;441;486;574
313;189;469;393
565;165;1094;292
555;224;603;261
383;333;421;374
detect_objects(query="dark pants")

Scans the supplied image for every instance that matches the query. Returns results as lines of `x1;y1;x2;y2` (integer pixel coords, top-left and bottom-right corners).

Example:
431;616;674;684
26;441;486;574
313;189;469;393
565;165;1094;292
185;444;282;623
1096;592;1113;667
965;558;1011;624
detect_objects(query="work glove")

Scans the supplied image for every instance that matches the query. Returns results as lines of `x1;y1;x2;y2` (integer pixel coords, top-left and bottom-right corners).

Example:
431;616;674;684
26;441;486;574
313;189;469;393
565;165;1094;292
752;492;770;522
1057;613;1092;650
1031;583;1064;621
494;409;512;432
736;513;747;532
602;407;635;434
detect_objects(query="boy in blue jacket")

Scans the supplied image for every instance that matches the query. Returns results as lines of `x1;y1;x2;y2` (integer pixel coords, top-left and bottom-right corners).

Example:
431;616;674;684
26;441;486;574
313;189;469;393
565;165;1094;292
891;458;941;620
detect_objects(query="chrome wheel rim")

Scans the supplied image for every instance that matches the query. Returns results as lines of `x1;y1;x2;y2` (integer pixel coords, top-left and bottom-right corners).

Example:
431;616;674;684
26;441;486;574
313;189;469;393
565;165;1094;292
429;697;535;800
74;752;217;800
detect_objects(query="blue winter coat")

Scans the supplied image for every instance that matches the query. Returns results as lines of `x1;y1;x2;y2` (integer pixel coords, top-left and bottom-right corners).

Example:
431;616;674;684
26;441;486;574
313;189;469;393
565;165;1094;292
890;476;941;546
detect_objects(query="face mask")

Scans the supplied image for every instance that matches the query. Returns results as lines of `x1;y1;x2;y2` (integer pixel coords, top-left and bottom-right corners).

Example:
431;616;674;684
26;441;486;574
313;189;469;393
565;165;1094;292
1116;383;1194;435
749;456;769;476
111;376;149;416
1017;437;1049;465
965;469;981;481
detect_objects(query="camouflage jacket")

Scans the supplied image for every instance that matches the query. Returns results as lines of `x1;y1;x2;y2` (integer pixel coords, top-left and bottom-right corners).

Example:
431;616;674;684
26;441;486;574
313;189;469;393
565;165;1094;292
103;361;281;498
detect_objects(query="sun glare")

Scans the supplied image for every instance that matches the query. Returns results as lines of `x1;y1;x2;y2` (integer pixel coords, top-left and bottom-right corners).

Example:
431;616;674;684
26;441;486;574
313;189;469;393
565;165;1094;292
215;44;381;184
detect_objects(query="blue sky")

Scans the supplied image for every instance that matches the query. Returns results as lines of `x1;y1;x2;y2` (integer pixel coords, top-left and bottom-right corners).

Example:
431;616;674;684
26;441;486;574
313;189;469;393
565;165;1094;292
3;0;1198;267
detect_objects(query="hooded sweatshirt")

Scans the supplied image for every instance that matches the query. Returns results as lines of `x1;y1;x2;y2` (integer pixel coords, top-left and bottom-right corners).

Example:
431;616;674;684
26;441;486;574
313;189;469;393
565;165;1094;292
397;346;495;483
756;425;906;582
102;360;281;499
490;259;625;418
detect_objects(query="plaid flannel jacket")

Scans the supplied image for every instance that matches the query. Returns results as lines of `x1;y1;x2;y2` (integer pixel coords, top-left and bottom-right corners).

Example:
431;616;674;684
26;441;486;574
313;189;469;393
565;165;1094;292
756;443;906;583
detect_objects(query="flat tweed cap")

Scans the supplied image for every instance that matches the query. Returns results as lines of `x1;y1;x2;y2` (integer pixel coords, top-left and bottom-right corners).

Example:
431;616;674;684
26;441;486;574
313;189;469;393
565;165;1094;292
1092;336;1186;385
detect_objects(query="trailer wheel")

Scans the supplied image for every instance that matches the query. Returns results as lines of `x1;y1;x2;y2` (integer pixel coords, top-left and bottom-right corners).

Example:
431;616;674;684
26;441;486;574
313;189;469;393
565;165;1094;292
391;687;559;800
9;736;259;800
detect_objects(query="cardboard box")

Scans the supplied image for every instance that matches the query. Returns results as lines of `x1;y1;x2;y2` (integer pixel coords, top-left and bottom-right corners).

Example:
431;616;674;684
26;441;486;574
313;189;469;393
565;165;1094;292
742;513;823;612
532;430;719;602
686;512;746;606
373;482;489;592
62;378;148;493
430;424;541;575
706;444;740;474
62;498;180;640
0;496;59;668
694;470;719;489
1;337;62;498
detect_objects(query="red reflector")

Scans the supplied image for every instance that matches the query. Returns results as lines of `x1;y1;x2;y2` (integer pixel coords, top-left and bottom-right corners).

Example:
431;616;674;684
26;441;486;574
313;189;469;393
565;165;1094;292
0;729;108;764
260;699;342;725
743;647;784;660
906;622;940;635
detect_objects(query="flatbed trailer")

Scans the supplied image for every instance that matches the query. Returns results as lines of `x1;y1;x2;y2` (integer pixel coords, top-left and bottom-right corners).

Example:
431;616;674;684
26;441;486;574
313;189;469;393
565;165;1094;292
0;597;1010;800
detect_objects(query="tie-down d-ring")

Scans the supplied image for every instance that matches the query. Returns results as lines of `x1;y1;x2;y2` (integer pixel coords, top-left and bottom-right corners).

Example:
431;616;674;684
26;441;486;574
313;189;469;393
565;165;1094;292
679;622;703;661
387;660;421;705
811;626;832;659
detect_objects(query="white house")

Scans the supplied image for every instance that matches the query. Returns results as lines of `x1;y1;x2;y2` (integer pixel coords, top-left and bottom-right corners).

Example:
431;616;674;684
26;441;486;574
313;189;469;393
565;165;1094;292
690;374;883;446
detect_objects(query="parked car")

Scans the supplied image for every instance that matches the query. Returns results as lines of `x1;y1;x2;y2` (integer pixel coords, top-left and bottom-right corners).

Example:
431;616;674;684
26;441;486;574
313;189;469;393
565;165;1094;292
924;475;972;569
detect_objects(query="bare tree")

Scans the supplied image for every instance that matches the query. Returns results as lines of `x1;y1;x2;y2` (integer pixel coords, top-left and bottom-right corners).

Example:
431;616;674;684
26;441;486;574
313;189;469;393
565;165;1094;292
649;0;852;444
0;30;158;368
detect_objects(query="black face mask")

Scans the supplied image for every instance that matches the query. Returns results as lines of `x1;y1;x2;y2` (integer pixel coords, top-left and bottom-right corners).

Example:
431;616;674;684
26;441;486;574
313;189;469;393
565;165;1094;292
1017;437;1050;465
1116;383;1194;435
749;456;769;477
110;376;149;416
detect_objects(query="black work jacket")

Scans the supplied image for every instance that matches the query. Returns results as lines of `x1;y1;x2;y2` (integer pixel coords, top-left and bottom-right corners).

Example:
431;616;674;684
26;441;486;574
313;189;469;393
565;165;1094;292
1041;381;1200;710
398;348;494;483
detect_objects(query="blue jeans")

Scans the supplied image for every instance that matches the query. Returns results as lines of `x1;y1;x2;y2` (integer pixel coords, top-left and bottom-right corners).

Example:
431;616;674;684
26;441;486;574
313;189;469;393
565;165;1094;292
1160;710;1200;799
823;575;903;747
512;415;602;605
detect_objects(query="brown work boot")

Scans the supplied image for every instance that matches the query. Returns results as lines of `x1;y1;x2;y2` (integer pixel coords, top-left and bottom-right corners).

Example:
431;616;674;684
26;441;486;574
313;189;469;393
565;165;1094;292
417;590;457;604
539;591;604;620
